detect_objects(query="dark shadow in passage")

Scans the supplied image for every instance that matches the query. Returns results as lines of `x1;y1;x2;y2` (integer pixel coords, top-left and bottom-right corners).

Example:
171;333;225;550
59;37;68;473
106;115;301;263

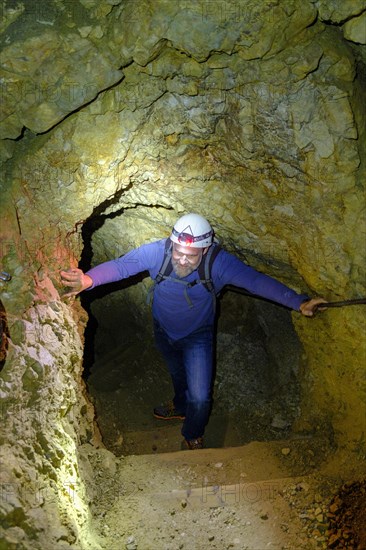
80;272;148;378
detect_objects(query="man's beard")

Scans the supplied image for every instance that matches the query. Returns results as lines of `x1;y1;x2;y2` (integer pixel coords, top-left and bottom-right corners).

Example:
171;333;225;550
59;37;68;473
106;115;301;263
172;258;195;278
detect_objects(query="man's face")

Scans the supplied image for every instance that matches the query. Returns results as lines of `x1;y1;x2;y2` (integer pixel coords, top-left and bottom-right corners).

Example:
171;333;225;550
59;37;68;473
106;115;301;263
171;243;207;278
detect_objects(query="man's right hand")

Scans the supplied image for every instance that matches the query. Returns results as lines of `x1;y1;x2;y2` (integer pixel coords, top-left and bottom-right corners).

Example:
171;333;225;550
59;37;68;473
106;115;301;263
60;268;93;297
299;297;327;317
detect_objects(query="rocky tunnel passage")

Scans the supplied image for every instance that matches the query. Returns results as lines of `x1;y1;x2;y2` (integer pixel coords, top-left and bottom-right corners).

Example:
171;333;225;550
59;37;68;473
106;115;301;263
79;208;307;456
0;1;365;549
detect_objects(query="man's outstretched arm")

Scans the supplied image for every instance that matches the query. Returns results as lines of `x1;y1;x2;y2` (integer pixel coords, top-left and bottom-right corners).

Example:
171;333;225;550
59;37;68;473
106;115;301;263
60;240;163;298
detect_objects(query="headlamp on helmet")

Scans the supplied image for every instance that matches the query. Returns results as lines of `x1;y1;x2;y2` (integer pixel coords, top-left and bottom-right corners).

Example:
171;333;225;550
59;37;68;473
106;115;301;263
170;213;213;248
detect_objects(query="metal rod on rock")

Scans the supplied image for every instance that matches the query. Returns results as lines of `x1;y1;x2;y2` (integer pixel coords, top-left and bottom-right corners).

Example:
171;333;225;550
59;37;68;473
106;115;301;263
225;286;366;309
319;298;366;308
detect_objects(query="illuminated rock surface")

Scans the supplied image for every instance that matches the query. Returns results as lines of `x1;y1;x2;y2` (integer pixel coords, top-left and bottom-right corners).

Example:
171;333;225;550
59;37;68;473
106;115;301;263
0;1;365;548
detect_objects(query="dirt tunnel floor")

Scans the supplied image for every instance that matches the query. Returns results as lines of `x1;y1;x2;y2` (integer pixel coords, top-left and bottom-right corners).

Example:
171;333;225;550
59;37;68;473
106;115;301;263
78;439;365;550
83;340;365;550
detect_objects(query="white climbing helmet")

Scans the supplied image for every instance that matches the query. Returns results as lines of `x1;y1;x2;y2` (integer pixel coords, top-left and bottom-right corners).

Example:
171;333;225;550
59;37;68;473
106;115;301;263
170;213;213;248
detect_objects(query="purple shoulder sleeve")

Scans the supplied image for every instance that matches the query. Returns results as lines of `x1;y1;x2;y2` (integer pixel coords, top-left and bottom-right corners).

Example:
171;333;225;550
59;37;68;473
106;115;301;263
86;240;163;289
213;249;309;311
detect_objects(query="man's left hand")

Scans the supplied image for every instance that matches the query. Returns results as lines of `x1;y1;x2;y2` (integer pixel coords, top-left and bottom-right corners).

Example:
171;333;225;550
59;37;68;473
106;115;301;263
300;297;328;317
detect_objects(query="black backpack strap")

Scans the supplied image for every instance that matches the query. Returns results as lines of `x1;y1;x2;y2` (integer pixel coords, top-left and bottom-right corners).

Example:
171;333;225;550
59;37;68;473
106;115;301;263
146;239;173;305
198;243;221;294
195;243;221;312
155;238;173;282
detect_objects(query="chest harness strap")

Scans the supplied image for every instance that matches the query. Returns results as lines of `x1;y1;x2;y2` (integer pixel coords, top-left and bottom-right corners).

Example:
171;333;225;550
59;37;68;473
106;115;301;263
147;239;221;310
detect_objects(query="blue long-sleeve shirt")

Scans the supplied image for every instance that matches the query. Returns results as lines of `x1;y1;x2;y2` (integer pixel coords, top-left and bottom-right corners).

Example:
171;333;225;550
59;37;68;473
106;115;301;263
86;239;308;340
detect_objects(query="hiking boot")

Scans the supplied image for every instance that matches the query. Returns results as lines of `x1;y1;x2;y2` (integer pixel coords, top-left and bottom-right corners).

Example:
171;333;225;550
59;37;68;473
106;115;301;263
182;437;204;450
153;402;185;420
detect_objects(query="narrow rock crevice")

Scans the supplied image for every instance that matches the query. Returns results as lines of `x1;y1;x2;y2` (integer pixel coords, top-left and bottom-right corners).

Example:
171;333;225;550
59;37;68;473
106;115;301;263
0;300;9;372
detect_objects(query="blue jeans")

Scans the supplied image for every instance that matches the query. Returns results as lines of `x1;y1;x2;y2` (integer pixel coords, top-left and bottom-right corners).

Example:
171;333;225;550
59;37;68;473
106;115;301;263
154;320;214;440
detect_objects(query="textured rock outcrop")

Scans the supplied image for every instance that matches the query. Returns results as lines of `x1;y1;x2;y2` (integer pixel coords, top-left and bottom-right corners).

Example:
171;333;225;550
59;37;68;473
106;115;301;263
0;1;365;548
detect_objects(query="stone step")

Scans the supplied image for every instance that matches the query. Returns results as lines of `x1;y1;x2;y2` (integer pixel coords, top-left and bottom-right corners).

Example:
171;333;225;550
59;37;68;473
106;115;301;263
146;474;308;510
118;414;248;455
114;439;325;491
88;441;326;550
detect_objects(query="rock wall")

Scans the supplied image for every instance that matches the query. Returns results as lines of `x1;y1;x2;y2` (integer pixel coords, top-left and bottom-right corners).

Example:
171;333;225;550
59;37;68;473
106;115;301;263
0;1;365;548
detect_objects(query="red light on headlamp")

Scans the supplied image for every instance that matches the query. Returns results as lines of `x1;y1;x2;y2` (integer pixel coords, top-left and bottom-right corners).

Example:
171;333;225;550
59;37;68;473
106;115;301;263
178;232;194;246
